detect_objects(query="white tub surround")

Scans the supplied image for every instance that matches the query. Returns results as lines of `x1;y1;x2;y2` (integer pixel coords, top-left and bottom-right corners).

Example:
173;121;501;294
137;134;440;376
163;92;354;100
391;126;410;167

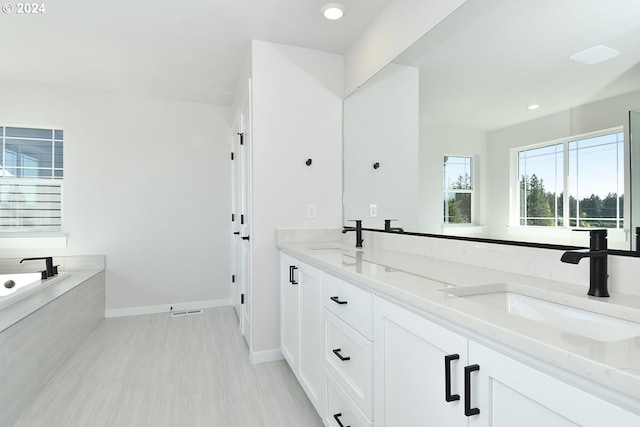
0;255;105;332
278;240;640;407
0;256;105;427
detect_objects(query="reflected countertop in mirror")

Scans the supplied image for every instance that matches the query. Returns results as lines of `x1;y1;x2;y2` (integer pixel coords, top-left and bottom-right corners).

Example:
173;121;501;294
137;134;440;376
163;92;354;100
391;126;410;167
343;0;640;251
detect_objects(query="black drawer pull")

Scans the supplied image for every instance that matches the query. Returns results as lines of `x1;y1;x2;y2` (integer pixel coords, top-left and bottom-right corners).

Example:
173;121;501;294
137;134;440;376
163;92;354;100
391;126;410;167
332;348;351;361
330;296;348;305
333;413;350;427
289;265;298;285
445;354;460;402
464;364;480;417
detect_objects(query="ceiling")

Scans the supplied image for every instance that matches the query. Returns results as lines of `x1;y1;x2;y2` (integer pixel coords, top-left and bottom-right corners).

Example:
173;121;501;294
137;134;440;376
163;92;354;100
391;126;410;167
391;0;640;132
0;0;392;105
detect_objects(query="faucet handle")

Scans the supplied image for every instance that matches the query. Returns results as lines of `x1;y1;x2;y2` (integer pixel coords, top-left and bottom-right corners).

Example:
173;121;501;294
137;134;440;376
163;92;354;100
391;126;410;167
347;219;362;227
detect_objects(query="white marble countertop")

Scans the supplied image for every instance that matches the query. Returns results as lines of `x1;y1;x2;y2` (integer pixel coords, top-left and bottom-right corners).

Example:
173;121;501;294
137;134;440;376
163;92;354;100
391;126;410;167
279;241;640;402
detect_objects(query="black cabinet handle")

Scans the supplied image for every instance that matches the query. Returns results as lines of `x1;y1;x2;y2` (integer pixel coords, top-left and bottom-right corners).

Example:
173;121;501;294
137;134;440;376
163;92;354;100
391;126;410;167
445;354;460;402
330;296;348;305
241;236;250;240
332;348;351;361
233;232;240;235
333;413;350;427
464;364;480;417
289;266;298;285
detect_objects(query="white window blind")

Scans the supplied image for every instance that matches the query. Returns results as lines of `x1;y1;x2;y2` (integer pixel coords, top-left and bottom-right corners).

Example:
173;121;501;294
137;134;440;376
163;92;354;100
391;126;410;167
0;126;63;233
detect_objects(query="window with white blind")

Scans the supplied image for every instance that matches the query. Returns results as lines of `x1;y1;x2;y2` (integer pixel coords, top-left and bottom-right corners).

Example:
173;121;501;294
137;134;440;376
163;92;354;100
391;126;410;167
0;126;63;233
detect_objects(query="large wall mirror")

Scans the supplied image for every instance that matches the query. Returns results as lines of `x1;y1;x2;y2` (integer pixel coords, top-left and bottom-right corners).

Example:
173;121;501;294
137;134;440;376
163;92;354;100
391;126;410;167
344;0;640;251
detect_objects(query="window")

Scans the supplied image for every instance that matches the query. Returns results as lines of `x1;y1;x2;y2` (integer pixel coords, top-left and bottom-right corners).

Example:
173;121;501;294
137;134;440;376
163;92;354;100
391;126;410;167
517;129;623;229
0;126;64;233
443;156;472;224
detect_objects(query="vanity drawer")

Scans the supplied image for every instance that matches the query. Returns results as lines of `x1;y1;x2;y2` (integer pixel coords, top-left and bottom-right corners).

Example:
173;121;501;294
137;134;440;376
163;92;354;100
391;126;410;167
325;370;372;427
322;273;373;339
323;309;373;418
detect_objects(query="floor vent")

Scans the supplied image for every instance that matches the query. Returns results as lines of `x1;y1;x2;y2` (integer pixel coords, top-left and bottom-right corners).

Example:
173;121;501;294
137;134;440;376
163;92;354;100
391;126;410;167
170;309;203;317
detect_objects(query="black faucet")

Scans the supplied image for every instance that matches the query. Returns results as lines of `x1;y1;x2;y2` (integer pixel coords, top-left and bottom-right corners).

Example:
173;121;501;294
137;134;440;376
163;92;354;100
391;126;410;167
560;229;608;297
342;220;363;248
20;257;57;279
384;219;404;233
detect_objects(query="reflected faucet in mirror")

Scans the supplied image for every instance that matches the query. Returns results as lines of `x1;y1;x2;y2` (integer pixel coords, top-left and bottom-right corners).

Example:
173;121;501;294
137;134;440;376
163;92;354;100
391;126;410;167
560;229;609;297
342;219;363;248
384;219;404;233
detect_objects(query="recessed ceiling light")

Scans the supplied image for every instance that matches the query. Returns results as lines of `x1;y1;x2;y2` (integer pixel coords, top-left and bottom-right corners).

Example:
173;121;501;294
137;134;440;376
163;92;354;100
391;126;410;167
569;45;620;65
528;104;540;110
322;3;344;20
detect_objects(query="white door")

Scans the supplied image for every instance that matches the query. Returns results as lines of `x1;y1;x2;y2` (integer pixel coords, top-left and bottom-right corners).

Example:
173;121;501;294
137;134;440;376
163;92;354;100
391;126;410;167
231;81;252;345
231;129;243;325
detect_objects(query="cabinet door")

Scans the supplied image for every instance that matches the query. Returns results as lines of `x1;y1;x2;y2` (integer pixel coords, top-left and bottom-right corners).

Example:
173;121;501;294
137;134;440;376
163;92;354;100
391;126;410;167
469;341;640;427
374;296;468;427
298;261;323;413
280;253;299;371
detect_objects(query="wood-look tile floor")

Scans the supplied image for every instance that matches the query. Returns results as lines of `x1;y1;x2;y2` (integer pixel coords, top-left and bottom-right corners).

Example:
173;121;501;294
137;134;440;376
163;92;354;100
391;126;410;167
11;307;324;427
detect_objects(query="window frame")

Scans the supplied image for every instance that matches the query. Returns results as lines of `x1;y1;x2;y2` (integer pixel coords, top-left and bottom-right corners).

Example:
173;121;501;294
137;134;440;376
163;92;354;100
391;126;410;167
0;124;65;236
443;155;474;226
511;126;624;230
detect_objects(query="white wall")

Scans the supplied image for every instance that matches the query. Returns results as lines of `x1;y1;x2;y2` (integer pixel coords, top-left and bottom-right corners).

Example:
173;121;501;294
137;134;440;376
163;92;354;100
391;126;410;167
343;64;419;230
486;90;640;248
251;40;343;354
0;80;232;313
343;0;467;96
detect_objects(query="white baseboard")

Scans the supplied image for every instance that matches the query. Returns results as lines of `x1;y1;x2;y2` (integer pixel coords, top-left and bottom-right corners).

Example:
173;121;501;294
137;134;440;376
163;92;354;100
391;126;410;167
250;348;283;364
105;298;232;318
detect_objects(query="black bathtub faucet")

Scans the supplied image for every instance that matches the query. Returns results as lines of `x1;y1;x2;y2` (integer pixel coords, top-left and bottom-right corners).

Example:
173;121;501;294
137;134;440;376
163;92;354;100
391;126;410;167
20;257;58;279
560;229;608;297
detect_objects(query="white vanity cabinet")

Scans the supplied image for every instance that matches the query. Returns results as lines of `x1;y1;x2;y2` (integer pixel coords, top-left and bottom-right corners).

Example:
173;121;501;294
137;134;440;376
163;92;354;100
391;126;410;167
469;341;640;427
280;253;323;413
373;295;640;427
373;296;469;427
322;273;374;426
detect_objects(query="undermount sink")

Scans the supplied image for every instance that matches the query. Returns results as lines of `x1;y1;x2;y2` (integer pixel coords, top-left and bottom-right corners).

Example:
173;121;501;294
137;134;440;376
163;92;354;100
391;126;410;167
442;284;640;342
310;247;344;251
309;246;359;253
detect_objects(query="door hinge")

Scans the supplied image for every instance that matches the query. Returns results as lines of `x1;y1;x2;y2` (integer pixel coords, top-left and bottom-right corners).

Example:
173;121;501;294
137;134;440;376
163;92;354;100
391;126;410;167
231;152;234;160
241;294;245;304
232;274;235;283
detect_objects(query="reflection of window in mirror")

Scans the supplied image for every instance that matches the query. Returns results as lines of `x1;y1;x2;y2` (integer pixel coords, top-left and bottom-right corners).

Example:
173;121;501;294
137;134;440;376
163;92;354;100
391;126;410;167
516;128;624;230
443;156;473;225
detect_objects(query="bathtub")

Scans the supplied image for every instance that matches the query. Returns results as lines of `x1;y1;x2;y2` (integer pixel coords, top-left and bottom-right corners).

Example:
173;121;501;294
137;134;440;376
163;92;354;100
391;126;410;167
0;272;70;311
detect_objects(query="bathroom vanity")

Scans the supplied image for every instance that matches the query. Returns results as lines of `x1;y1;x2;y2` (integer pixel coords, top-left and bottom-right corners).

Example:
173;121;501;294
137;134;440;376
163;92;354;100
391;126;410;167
279;241;640;427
